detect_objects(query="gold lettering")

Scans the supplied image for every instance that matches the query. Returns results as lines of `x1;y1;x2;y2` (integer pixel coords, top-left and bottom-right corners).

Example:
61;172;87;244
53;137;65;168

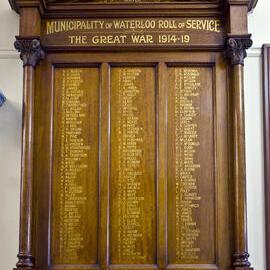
174;68;202;262
186;19;221;32
158;19;177;29
69;35;87;44
56;68;90;263
113;19;156;29
131;34;153;44
46;20;54;35
92;35;127;44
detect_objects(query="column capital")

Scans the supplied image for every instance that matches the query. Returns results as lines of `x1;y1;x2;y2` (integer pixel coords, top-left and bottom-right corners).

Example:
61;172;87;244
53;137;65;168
225;34;253;65
14;37;45;67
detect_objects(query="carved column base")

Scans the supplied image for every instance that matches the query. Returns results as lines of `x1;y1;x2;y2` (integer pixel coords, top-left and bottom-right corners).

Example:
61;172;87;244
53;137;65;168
13;267;37;270
14;253;35;270
235;268;254;270
233;252;252;269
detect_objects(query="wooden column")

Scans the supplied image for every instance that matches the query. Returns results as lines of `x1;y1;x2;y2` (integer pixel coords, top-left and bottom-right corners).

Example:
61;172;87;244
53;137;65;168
14;37;44;270
225;34;253;270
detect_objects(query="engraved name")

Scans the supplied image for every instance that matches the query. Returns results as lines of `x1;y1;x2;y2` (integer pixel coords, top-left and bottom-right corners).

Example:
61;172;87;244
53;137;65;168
174;68;202;262
56;69;90;263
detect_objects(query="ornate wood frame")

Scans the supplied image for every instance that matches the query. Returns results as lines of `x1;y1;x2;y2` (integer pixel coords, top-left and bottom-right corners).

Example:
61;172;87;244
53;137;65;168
9;1;258;270
263;44;270;270
9;0;258;15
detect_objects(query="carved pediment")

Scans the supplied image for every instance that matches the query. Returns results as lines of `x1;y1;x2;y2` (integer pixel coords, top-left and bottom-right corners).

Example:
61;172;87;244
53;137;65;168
9;0;258;13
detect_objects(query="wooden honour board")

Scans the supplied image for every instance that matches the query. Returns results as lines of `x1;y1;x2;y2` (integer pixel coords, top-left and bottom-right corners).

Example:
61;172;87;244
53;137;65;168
34;51;231;270
11;0;254;269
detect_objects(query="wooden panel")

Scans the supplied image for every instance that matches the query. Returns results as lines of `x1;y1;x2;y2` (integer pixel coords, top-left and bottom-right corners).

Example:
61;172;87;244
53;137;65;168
12;0;254;268
42;18;224;49
167;67;215;265
109;66;157;265
32;51;231;270
51;67;100;267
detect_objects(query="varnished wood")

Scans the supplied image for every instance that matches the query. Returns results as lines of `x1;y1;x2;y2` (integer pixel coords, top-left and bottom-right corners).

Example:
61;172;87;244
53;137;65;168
157;62;167;269
9;0;258;14
231;64;250;268
10;0;255;270
100;62;110;269
16;65;35;270
14;9;43;269
27;51;232;270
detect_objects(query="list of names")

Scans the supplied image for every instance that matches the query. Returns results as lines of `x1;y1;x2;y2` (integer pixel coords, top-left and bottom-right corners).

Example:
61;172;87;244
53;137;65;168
58;69;90;262
174;68;201;261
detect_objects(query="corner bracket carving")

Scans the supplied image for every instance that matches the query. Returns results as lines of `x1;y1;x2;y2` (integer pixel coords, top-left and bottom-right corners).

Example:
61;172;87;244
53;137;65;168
225;35;253;65
14;37;45;67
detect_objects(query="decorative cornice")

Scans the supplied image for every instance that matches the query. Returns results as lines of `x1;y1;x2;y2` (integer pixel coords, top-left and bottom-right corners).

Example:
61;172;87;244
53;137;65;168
0;49;19;59
225;35;253;65
247;47;262;57
14;37;45;67
9;0;46;15
226;0;258;11
9;0;258;15
248;0;258;12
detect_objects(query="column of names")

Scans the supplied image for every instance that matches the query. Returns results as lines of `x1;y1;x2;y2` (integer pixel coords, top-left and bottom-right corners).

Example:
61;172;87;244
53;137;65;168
174;68;201;261
58;69;90;262
116;68;146;263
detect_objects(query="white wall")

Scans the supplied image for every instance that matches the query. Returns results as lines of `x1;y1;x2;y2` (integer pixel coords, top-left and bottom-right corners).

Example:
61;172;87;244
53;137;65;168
0;0;268;269
245;54;266;270
245;0;270;269
0;1;22;270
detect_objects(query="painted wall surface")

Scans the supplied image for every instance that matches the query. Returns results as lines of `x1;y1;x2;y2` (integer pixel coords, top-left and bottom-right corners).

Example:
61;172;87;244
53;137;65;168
0;0;268;269
0;2;21;270
245;0;270;269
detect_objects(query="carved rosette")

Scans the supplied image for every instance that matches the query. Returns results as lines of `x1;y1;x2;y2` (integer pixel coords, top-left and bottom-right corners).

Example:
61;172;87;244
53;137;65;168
225;35;253;65
233;251;251;268
14;37;45;67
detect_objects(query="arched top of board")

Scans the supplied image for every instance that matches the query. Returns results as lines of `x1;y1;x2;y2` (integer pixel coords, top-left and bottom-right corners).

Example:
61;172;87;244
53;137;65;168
9;0;258;15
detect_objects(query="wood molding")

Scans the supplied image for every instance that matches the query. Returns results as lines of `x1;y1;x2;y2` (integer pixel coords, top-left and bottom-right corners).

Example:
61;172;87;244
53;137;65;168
0;49;19;59
9;1;254;269
9;0;258;14
224;35;252;269
263;44;270;270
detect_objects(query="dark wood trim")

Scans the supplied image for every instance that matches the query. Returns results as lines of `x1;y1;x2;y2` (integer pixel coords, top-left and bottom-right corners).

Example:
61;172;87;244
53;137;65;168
263;44;270;270
224;35;252;269
9;1;255;269
248;0;258;12
9;0;258;14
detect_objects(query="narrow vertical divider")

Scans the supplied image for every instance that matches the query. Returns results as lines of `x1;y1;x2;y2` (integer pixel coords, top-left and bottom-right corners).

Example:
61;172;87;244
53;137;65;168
157;62;168;270
99;63;110;270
